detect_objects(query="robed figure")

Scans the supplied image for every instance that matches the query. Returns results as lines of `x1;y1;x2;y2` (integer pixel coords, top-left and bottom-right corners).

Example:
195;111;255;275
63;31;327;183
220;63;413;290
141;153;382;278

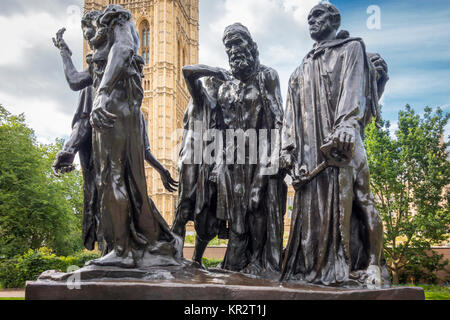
53;5;181;268
281;4;389;287
171;65;229;266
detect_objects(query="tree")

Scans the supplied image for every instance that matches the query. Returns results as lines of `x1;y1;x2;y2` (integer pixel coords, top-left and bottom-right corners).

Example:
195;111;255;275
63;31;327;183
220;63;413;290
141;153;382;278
365;105;450;284
0;105;84;258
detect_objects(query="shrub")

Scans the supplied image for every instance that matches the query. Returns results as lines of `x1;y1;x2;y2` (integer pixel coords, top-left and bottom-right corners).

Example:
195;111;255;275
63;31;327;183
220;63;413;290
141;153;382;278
0;247;101;288
202;258;222;269
398;251;449;285
184;235;195;244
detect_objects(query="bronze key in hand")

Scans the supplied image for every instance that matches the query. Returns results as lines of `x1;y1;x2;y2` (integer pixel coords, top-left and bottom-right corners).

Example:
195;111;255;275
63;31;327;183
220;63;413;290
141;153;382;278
292;140;353;190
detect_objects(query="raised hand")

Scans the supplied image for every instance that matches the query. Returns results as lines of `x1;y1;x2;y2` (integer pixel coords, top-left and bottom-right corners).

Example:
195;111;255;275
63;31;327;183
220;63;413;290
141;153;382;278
215;68;231;82
369;53;388;82
52;28;72;56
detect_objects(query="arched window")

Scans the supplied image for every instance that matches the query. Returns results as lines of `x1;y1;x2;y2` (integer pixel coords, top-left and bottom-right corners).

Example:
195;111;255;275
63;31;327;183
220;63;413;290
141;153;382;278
140;20;150;65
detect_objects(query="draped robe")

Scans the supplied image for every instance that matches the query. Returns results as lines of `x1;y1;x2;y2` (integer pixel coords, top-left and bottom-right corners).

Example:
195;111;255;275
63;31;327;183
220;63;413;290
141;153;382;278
281;38;380;285
89;8;182;265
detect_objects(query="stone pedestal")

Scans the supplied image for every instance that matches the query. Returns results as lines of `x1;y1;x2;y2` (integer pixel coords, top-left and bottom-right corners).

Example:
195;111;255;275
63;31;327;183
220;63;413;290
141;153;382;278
25;265;424;300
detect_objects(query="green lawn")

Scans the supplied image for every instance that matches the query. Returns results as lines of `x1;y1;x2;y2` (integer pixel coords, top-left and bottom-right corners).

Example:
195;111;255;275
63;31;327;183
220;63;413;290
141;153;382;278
426;291;450;300
421;285;450;300
0;297;24;300
397;284;450;300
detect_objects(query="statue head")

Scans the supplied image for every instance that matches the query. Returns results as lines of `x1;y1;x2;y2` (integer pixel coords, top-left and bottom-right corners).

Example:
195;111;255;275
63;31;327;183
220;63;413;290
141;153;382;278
81;10;102;42
222;23;260;80
308;3;341;42
98;4;132;26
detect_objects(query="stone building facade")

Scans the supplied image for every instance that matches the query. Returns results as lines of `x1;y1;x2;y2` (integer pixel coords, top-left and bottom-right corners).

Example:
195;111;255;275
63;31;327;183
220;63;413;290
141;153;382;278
84;0;199;225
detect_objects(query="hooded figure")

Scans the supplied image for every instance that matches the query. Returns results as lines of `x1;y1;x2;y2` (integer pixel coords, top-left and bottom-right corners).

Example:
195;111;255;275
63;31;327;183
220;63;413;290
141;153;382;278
280;3;388;287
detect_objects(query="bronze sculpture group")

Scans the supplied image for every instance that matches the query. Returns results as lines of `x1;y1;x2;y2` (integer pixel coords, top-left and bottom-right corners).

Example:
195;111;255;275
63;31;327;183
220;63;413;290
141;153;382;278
53;3;390;288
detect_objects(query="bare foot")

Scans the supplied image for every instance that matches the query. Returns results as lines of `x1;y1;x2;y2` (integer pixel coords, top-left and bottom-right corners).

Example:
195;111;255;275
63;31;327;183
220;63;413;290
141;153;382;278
242;262;263;276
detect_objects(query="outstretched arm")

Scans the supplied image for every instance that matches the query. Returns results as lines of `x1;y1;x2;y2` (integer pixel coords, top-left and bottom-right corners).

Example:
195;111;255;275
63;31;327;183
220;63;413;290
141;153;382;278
145;151;178;192
53;88;93;176
52;117;91;176
141;114;178;192
53;28;92;91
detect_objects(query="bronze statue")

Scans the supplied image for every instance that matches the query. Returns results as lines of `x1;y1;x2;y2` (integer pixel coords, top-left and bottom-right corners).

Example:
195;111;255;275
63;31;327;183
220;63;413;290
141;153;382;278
23;2;432;301
171;64;230;267
173;24;287;274
216;23;286;274
52;5;180;268
280;3;389;288
51;3;390;287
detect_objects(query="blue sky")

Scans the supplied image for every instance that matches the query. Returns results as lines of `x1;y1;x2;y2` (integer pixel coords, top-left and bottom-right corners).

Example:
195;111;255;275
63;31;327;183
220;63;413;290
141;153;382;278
198;0;450;135
332;0;450;123
0;0;448;142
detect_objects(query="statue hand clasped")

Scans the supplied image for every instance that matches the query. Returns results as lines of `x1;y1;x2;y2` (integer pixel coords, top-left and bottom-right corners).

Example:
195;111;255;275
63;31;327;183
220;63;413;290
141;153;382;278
90;90;117;131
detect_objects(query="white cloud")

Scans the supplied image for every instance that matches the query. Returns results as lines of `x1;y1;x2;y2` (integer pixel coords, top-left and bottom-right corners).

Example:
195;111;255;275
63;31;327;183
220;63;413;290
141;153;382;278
1;0;324;142
1;0;448;145
208;0;318;36
199;0;320;103
0;11;83;67
0;90;73;145
384;70;450;98
0;8;84;143
388;120;398;139
283;0;318;26
263;44;296;66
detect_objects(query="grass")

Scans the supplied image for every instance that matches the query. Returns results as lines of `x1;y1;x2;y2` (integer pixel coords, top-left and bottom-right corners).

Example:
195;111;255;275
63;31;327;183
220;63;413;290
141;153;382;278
0;282;25;300
398;284;450;300
426;291;450;300
202;257;222;269
421;284;450;300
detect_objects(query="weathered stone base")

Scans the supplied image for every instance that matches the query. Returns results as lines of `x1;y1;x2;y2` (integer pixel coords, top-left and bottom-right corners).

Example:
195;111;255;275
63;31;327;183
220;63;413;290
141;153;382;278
26;280;424;300
25;265;424;300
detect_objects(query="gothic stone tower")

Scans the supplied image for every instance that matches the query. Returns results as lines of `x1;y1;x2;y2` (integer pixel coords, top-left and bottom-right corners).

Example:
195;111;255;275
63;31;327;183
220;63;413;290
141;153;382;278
84;0;199;225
